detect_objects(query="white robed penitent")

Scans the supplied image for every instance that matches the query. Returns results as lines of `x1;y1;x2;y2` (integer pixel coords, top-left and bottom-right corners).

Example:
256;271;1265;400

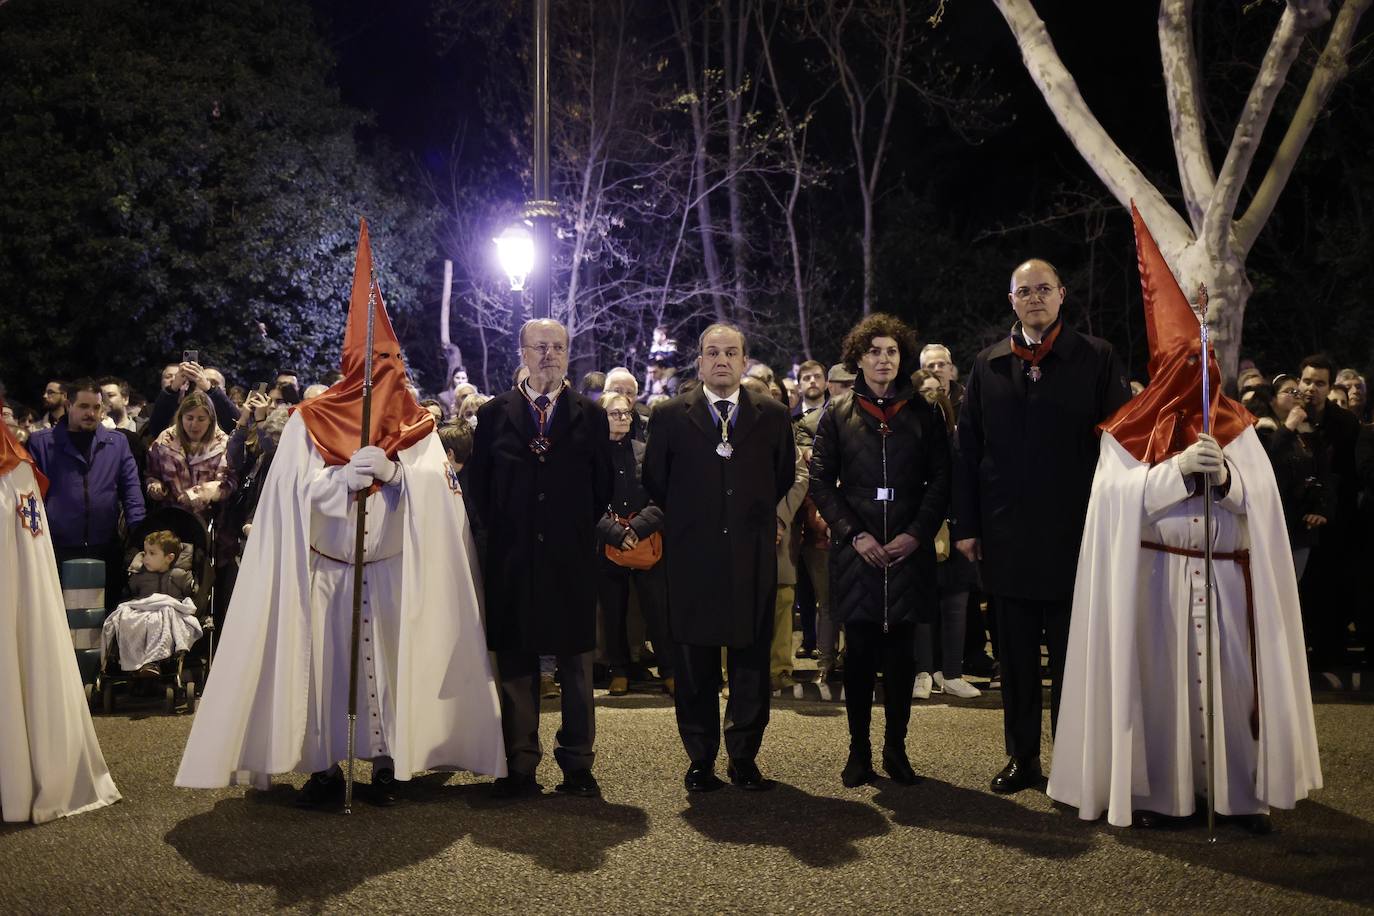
1048;427;1322;827
175;414;505;788
0;460;121;823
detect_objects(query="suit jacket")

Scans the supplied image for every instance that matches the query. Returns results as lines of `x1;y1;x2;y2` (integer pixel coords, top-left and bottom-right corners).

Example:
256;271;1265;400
953;324;1130;601
468;386;613;654
643;385;796;648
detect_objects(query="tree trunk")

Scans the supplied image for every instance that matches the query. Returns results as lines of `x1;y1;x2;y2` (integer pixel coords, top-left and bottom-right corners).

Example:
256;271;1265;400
438;259;463;382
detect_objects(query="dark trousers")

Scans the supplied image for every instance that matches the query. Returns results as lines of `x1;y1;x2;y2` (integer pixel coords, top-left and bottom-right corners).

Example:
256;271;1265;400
795;560;817;651
994;595;1070;761
597;560;674;678
495;650;596;777
672;639;770;765
842;621;917;754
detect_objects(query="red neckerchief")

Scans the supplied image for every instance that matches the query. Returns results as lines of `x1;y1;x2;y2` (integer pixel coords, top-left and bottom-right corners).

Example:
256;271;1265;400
1008;319;1063;377
854;394;907;437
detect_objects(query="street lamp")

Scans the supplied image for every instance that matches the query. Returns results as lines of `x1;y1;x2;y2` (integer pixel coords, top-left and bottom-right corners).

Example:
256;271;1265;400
493;223;535;292
525;0;557;319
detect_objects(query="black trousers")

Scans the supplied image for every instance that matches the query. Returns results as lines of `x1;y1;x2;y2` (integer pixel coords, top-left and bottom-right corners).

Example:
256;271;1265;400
495;650;596;777
842;621;916;754
994;595;1070;761
597;559;674;678
672;639;769;765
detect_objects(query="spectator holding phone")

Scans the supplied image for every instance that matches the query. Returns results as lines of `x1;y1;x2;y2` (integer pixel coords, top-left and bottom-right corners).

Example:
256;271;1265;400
146;390;234;524
142;353;240;443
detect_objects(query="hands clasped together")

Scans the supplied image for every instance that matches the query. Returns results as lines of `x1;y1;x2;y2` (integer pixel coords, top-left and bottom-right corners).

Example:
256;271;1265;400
1177;433;1229;488
853;531;918;568
344;446;399;491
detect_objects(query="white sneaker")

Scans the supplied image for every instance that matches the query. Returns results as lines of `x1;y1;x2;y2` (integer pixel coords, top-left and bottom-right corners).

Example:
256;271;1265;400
913;672;933;699
936;674;982;699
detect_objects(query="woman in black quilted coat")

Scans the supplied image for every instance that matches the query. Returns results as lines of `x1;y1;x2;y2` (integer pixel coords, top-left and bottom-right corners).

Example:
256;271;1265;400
809;314;951;787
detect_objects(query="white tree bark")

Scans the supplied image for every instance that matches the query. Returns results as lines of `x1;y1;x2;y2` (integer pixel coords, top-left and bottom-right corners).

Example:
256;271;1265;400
991;0;1368;379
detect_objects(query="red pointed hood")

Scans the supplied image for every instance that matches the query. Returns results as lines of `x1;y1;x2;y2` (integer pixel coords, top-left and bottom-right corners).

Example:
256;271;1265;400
0;397;47;496
295;219;434;466
1099;203;1252;464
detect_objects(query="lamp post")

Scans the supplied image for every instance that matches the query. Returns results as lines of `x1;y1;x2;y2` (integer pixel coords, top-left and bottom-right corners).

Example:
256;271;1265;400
526;0;557;319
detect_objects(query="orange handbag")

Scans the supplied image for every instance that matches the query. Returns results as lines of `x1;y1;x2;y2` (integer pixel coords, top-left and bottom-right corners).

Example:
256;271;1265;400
604;511;663;570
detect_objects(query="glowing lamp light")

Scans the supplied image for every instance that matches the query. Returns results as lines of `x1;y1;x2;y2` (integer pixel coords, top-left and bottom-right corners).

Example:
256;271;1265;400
493;223;535;292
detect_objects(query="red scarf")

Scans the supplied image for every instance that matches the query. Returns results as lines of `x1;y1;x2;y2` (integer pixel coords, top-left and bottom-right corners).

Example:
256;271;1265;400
1008;319;1063;377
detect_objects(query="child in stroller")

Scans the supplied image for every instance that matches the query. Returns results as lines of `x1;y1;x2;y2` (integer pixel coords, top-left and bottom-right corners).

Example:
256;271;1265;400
101;530;202;678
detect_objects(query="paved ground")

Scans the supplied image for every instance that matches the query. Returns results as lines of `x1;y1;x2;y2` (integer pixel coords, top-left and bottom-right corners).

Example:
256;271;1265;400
2;687;1372;915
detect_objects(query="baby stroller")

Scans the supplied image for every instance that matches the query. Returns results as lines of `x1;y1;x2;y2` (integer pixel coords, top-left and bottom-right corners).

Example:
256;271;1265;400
93;506;216;715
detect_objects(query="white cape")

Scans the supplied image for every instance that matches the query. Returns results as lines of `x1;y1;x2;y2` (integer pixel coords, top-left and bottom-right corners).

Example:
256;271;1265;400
1048;428;1321;826
175;415;505;787
0;461;121;823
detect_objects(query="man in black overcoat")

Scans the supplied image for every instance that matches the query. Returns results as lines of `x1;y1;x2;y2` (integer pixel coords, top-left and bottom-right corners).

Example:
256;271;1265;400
468;318;613;799
953;259;1130;795
643;324;796;792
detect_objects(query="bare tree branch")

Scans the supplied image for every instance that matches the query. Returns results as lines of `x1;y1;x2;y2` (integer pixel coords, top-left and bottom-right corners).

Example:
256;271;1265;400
1235;0;1372;253
991;0;1190;249
1159;0;1217;232
1199;1;1328;254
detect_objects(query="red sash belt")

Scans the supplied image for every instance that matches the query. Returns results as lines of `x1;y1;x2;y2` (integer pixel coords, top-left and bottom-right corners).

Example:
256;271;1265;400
310;546;381;566
1141;540;1259;741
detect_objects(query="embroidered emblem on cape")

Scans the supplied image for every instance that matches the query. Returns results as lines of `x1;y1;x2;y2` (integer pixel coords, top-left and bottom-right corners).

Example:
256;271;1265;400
15;490;42;537
445;464;462;495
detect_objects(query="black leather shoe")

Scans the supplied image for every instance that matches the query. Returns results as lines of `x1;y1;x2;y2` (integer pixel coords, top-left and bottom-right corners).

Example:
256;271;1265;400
989;757;1042;794
727;759;773;791
1234;813;1272;835
295;770;344;809
882;747;921;785
684;763;725;793
491;772;542;799
555;769;601;798
364;767;399;807
841;751;877;788
1132;809;1164;829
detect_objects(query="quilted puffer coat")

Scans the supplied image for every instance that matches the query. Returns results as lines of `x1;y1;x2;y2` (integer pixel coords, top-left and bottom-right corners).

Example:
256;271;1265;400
808;375;951;629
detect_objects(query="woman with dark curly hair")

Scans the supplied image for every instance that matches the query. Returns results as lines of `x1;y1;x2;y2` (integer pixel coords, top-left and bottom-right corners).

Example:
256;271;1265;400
809;313;951;787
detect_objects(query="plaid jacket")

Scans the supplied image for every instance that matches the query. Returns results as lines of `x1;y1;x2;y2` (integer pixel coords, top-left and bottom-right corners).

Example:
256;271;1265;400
145;426;235;517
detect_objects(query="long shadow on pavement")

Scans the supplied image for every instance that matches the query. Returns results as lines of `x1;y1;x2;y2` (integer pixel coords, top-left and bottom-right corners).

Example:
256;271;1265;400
1116;799;1374;907
873;779;1093;860
680;781;889;867
443;781;651;873
165;781;471;908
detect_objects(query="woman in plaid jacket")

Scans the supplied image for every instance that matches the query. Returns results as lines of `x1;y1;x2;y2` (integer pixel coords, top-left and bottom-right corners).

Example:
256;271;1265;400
145;391;234;523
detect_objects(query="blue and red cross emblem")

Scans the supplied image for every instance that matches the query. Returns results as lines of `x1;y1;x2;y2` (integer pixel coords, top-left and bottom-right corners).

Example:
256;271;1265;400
15;490;42;537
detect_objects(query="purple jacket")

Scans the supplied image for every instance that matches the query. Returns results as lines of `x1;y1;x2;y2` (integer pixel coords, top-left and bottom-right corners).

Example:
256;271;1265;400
27;420;146;548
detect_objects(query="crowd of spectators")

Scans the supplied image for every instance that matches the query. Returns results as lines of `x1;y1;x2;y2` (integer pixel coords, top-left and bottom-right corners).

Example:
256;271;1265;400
3;336;1372;698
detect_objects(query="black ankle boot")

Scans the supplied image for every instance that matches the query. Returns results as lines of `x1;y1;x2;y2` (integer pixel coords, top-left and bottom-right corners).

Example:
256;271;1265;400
882;745;920;785
841;748;877;788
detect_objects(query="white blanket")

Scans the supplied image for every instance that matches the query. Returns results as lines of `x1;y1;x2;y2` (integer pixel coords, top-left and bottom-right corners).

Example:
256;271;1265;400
101;594;203;671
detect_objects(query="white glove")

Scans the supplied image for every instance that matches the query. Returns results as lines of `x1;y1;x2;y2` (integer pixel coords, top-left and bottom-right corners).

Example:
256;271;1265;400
345;445;399;490
1177;433;1228;487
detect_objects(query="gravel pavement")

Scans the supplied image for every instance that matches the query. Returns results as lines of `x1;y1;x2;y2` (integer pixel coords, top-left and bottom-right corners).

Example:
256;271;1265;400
2;691;1371;914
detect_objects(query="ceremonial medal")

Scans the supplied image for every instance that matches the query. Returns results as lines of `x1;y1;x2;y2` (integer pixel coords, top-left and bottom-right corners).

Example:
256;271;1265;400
716;441;733;459
529;436;551;455
1028;365;1043;382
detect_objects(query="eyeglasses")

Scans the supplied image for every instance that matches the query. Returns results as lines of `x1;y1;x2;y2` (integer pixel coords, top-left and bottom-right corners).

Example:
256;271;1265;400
1277;387;1299;397
1012;284;1060;300
522;343;567;356
606;410;633;420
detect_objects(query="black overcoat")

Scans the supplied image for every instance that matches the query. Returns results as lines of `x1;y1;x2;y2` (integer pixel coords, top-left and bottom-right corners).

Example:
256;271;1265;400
643;386;795;648
468;387;613;654
808;377;951;628
952;324;1130;601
